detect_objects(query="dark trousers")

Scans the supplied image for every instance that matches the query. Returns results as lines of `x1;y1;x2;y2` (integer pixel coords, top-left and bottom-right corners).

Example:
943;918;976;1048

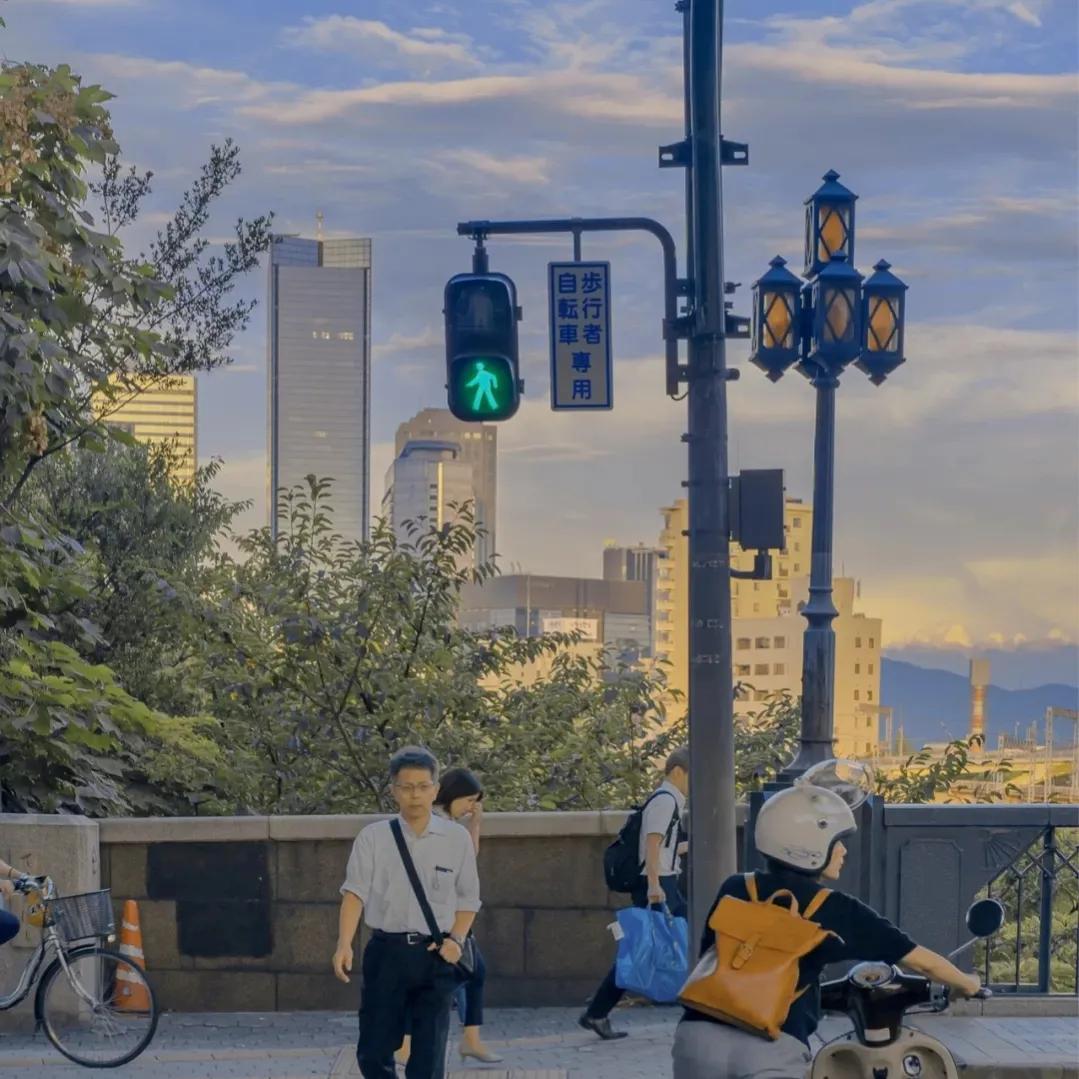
454;941;486;1027
0;910;18;946
585;875;686;1020
357;935;456;1079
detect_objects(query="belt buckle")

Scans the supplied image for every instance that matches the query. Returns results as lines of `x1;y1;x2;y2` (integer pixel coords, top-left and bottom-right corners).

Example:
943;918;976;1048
406;932;423;946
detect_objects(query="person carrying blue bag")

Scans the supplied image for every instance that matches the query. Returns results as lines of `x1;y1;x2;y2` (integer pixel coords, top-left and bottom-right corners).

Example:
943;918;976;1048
580;746;690;1040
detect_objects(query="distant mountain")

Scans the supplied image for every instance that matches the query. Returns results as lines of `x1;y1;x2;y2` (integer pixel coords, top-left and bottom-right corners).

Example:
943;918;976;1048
880;658;1079;749
883;643;1078;690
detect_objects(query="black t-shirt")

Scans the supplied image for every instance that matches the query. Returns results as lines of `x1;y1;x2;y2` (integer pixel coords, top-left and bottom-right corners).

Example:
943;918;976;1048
682;870;916;1046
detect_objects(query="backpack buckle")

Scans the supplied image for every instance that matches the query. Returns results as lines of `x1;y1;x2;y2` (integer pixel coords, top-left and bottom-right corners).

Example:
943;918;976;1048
731;934;760;969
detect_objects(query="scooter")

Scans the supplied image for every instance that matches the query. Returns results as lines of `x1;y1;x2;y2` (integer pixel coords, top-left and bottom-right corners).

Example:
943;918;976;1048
810;897;1004;1079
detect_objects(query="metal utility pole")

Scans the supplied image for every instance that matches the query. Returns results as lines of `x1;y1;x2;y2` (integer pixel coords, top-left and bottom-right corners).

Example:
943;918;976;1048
684;0;737;937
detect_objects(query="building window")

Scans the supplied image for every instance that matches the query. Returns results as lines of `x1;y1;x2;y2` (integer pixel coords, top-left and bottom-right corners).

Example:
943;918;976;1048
752;603;760;614
853;690;860;701
855;637;862;648
774;636;786;649
736;664;750;676
773;663;786;676
794;542;801;552
867;690;874;701
869;637;876;649
793;517;802;528
779;566;789;578
868;663;875;675
855;663;861;675
754;663;770;676
754;689;769;702
736;637;751;650
755;637;770;649
793;563;801;573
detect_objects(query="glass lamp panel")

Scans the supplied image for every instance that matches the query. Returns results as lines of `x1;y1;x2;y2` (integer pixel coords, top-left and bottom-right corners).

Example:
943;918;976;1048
823;287;857;343
817;205;850;263
763;291;794;349
867;296;898;352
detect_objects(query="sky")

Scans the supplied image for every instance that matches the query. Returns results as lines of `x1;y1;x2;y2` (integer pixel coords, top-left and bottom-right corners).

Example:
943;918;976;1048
3;0;1078;656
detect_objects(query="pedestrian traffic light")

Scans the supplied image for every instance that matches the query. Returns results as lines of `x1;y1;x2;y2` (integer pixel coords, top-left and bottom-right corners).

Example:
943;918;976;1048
444;273;521;422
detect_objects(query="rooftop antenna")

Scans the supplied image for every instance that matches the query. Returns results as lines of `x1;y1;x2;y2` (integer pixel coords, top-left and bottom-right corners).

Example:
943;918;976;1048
315;209;325;242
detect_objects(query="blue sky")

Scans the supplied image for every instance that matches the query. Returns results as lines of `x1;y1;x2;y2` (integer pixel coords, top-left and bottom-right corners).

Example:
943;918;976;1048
4;0;1077;652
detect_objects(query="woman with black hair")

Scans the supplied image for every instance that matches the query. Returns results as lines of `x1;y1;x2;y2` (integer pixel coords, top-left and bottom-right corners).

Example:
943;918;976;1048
397;767;502;1068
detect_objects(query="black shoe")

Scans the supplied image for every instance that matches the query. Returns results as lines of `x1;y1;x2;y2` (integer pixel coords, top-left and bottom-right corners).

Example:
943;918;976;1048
578;1013;628;1040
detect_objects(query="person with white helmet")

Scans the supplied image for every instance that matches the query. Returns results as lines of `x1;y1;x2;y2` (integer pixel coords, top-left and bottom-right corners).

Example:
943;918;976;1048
672;761;980;1079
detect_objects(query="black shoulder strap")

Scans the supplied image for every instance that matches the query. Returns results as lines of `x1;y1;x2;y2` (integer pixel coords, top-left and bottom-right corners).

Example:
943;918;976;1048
389;818;443;942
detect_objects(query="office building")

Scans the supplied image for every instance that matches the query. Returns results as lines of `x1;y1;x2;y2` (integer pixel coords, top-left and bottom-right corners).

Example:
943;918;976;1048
267;233;372;541
654;496;883;757
93;374;198;484
394;409;497;566
604;542;663;656
382;440;475;568
459;574;651;656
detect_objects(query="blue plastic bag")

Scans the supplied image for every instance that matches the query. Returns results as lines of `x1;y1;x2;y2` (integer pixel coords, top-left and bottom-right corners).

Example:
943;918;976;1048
613;905;689;1003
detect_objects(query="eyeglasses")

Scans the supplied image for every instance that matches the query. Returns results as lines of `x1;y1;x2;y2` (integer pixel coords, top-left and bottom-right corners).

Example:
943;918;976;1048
393;782;436;795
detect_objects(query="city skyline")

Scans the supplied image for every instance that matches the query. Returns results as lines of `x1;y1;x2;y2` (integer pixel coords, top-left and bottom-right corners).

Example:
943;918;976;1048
7;0;1076;650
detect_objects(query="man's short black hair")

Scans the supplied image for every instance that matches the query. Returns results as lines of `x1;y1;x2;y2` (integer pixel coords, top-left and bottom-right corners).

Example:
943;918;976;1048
665;745;690;775
389;745;439;780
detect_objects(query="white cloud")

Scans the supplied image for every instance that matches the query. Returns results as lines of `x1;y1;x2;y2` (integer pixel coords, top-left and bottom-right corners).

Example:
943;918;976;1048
431;149;551;186
283;16;482;73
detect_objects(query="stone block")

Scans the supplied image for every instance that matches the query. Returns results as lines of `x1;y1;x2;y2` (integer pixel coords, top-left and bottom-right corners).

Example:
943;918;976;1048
479;836;610;909
277;972;359;1012
276;840;354;902
271;903;341;972
150;969;276;1012
523;908;617;979
270;815;380;841
99;817;271;843
107;843;148;900
471;907;525;978
135;899;181;969
0;814;98;1032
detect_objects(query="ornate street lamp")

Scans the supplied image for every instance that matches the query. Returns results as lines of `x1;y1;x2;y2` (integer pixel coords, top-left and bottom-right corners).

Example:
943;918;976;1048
804;169;857;278
748;171;907;781
856;259;908;385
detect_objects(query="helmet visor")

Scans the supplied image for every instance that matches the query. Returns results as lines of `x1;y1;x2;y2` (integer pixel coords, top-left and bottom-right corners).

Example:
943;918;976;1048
797;758;874;810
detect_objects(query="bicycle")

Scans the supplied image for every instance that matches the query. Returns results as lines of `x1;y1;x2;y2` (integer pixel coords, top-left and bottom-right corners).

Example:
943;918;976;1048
0;875;159;1068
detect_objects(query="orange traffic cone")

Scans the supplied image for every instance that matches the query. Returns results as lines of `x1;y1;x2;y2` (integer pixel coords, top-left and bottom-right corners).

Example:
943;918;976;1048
115;900;151;1012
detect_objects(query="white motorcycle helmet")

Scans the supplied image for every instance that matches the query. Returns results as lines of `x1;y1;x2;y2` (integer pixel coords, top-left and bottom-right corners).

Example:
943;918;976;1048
755;759;873;874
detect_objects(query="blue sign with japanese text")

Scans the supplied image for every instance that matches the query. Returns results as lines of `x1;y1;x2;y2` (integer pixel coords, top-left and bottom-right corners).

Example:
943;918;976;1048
548;261;612;410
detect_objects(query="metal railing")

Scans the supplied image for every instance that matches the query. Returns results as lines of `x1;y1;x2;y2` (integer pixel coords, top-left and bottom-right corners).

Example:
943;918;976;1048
979;825;1078;994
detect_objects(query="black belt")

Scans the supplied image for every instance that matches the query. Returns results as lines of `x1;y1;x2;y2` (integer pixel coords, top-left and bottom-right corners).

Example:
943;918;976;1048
372;929;436;946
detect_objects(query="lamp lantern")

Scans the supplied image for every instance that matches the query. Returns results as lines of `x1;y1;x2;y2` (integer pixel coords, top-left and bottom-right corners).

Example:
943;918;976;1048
749;256;803;381
855;259;908;385
801;252;862;376
804;169;857;278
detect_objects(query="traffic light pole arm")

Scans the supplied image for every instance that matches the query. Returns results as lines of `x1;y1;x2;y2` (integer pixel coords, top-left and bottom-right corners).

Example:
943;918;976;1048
457;217;683;395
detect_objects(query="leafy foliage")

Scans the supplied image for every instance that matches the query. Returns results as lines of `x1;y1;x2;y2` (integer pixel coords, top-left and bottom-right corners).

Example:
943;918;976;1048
195;478;685;815
875;738;1020;803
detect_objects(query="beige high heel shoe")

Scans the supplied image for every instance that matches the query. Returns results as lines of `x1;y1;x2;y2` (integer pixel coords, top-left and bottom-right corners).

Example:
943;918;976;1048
459;1043;504;1063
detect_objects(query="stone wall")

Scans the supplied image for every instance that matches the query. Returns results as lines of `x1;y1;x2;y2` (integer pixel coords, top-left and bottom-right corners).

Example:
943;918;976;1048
98;810;747;1013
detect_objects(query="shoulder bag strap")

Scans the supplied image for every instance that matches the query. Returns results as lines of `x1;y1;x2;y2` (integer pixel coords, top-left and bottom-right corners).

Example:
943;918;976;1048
802;888;832;921
744;871;759;902
389;818;443;943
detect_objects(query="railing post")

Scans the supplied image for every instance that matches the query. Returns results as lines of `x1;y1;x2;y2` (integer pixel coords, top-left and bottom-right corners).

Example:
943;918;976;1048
1038;825;1056;994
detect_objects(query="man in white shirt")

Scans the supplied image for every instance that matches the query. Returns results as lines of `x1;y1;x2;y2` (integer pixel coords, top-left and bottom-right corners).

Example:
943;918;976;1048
580;745;689;1040
333;746;481;1079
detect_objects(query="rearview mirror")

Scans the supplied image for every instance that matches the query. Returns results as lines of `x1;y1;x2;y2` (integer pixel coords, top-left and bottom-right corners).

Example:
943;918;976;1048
966;898;1004;938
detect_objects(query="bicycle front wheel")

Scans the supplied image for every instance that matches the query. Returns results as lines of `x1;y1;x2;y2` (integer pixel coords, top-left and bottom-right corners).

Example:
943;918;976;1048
37;946;159;1068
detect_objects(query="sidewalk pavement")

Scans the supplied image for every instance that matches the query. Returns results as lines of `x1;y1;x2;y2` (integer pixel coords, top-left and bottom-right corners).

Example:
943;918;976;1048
0;1007;1074;1078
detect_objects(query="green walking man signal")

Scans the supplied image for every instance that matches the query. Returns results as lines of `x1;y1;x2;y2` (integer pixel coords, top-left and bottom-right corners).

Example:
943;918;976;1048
444;273;522;422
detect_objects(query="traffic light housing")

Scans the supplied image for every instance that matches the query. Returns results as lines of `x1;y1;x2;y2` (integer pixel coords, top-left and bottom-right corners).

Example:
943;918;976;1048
444;273;521;422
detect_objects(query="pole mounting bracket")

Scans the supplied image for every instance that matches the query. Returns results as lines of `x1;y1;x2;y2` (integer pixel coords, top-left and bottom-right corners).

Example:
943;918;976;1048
659;140;693;169
720;139;749;166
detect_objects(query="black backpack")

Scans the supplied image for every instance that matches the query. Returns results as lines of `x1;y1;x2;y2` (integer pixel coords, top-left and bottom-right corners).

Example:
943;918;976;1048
603;790;680;894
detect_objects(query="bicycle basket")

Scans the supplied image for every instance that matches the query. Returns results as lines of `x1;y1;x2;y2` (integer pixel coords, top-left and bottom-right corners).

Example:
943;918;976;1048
46;890;115;943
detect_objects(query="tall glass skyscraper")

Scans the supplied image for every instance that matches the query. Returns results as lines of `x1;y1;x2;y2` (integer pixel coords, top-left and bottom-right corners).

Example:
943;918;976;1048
267;235;372;540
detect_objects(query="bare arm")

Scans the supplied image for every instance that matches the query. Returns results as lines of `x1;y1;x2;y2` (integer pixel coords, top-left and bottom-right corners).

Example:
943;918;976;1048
644;833;664;901
900;945;980;997
333;892;364;983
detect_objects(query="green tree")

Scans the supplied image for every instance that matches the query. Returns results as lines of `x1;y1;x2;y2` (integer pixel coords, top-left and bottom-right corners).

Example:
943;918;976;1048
195;478;684;815
0;53;267;812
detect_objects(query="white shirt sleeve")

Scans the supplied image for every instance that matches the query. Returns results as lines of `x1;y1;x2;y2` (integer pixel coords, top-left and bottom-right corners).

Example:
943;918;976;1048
640;790;678;840
454;829;482;914
340;826;374;901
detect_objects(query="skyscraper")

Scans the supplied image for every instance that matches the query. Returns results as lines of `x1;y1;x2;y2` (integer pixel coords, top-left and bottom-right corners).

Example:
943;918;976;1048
382;440;475;569
267;234;372;541
393;409;497;566
603;542;662;656
93;374;198;484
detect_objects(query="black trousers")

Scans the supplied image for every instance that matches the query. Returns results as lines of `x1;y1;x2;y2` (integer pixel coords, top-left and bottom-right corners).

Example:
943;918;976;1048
357;934;457;1079
585;875;687;1020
